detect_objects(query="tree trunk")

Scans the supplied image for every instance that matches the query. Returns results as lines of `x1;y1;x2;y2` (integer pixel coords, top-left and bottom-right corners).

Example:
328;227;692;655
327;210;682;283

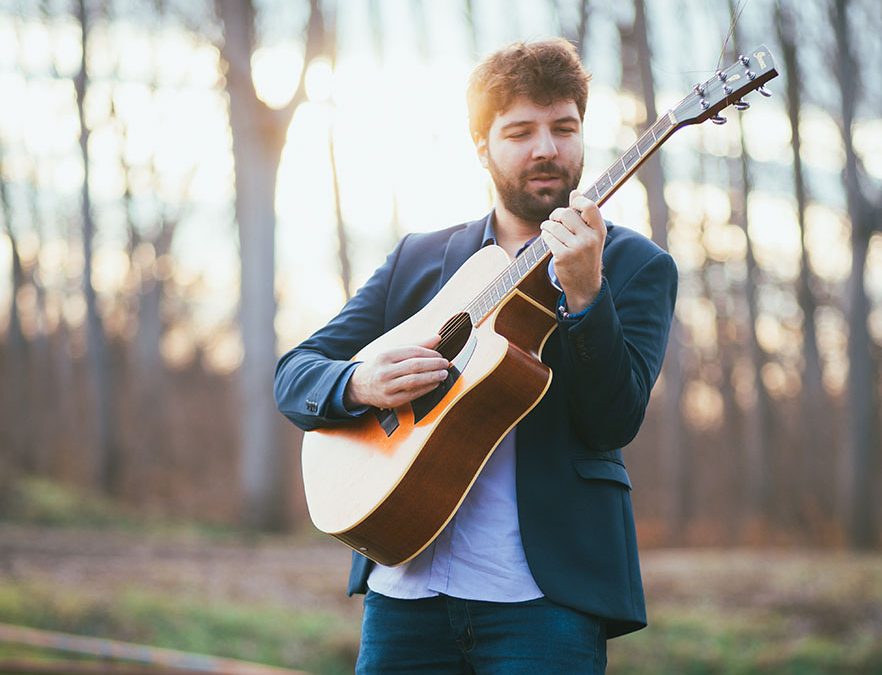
831;0;880;549
726;6;775;536
0;148;29;475
75;0;121;495
775;2;830;531
731;130;775;532
216;0;327;529
627;0;689;543
329;132;352;300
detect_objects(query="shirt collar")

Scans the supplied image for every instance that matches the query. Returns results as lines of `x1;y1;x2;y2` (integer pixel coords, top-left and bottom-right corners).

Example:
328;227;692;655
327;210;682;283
481;210;538;257
480;211;496;248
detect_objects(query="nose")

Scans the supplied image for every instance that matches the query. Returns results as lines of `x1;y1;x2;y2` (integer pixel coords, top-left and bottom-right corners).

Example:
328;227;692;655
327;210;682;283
532;128;558;160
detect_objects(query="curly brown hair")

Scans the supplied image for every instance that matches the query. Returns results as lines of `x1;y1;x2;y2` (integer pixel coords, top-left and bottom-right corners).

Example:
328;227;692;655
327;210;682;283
466;38;591;142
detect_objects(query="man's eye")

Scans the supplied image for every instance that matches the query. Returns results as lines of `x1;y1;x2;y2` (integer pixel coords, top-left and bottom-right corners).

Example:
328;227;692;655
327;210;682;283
556;127;577;134
508;132;528;139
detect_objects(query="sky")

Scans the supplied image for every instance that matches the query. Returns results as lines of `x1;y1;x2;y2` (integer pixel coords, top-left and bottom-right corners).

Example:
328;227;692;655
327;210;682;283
0;0;879;381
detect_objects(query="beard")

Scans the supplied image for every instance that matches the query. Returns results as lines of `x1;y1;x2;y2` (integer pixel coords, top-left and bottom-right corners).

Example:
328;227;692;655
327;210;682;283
487;152;583;224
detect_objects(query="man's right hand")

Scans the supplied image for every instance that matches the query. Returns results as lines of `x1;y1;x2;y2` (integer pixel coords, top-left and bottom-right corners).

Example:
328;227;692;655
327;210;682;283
344;335;450;410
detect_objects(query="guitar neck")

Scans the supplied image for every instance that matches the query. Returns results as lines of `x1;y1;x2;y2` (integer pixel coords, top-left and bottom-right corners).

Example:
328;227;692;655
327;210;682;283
464;111;679;325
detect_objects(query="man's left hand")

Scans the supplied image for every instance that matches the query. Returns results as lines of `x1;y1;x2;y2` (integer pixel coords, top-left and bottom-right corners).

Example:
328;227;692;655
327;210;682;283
540;190;605;314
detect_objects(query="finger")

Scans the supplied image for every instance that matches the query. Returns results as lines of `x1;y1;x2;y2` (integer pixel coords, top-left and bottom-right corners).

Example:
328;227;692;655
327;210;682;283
385;345;445;364
571;198;603;232
548;206;570;223
570;193;592;211
541;230;568;257
386;356;450;379
556;207;589;235
541;219;578;246
390;369;448;395
386;380;447;408
417;334;442;349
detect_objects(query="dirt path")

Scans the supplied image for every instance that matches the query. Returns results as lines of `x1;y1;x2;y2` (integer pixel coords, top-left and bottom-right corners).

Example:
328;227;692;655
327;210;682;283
3;523;882;636
0;524;362;620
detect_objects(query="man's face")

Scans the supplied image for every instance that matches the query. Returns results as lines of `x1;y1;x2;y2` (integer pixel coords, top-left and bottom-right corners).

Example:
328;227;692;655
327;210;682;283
478;96;584;224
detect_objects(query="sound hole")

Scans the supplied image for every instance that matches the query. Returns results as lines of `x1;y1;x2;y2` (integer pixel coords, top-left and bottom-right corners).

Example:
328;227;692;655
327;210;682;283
410;313;476;425
437;312;472;362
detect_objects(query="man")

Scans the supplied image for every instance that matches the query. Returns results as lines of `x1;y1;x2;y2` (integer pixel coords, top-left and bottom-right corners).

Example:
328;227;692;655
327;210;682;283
275;39;677;673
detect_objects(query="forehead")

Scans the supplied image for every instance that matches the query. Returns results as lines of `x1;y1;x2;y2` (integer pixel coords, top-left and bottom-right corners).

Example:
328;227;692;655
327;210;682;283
490;96;581;131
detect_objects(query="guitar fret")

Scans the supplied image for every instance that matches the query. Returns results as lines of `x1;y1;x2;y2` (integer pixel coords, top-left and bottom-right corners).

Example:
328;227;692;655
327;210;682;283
637;132;655;155
608;163;624;183
654;117;671;136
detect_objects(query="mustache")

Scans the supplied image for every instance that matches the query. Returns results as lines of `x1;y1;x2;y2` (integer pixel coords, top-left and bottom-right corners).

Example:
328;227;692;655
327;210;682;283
522;161;568;179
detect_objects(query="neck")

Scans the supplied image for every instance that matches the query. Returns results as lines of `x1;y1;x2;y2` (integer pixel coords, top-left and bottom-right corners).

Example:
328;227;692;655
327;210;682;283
492;202;540;257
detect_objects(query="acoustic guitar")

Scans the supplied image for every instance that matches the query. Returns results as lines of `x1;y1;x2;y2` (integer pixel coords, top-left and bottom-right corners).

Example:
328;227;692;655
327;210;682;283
301;47;779;566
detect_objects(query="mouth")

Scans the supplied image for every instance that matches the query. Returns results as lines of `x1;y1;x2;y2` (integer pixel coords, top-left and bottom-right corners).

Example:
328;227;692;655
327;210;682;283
526;174;562;187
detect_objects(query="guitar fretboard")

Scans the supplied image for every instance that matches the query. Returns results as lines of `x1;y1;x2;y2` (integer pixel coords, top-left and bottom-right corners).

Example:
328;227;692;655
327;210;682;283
464;112;676;325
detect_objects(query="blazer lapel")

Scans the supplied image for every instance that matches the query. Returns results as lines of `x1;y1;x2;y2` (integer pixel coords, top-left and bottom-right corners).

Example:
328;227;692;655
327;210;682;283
439;214;490;290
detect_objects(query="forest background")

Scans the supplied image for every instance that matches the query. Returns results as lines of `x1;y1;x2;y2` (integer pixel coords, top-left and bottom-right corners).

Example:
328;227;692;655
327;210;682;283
0;0;880;672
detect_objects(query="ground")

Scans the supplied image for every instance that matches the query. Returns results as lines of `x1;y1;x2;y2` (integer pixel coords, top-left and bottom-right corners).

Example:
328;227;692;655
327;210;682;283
2;521;882;674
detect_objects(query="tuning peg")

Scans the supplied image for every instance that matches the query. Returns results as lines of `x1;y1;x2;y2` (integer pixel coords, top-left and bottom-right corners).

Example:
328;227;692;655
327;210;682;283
710;114;727;125
693;83;706;96
758;86;772;97
739;54;750;66
733;99;750;110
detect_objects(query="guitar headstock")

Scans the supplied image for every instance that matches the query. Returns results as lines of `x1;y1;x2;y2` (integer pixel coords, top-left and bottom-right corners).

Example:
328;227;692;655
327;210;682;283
672;46;779;127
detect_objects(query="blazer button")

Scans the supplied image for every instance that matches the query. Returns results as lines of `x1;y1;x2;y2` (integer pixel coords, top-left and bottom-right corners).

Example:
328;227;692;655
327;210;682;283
306;400;318;413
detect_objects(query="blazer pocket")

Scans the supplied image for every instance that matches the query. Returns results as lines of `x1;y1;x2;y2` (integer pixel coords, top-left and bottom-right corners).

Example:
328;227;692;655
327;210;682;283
572;458;632;490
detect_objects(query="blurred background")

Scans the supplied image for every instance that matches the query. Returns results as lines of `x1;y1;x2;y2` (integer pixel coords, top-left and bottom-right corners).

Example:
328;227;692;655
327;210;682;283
0;0;880;673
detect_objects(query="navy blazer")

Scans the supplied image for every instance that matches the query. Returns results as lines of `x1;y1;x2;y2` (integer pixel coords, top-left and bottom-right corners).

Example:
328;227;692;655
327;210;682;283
275;215;677;638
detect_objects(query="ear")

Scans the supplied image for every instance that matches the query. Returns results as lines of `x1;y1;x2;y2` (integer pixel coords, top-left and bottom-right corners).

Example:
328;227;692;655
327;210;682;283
474;133;489;168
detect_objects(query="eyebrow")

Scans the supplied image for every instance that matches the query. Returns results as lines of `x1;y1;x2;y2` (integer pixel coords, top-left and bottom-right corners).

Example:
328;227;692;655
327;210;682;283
499;116;581;132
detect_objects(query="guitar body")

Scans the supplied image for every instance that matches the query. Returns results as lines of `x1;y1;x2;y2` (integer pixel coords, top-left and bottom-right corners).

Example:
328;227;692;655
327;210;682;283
301;245;560;566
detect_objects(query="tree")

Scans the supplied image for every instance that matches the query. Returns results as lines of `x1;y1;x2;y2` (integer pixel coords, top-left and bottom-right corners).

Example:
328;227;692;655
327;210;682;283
215;0;331;529
621;0;690;542
75;0;122;495
830;0;881;549
774;0;830;528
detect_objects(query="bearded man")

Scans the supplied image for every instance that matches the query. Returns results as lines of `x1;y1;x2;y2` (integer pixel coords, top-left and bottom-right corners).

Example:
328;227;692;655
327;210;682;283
275;38;678;674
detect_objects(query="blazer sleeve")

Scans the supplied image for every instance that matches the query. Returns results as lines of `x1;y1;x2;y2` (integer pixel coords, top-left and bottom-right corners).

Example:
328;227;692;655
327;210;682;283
555;249;678;450
273;236;409;431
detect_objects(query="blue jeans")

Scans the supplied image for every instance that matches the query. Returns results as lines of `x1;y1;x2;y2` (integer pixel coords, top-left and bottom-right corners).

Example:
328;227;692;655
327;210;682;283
355;591;607;674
